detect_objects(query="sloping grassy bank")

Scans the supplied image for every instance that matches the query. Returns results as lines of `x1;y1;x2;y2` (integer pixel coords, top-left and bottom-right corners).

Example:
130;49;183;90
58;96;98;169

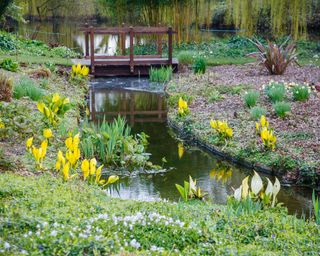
0;173;319;255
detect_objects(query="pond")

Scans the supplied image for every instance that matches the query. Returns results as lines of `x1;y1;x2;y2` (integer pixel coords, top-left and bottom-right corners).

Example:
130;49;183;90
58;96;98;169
89;77;313;216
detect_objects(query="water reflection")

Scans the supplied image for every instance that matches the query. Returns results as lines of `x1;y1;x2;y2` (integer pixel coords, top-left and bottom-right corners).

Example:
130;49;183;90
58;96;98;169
89;77;313;216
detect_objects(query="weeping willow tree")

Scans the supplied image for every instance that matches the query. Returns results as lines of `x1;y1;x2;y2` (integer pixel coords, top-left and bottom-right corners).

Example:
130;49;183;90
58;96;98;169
101;0;215;43
226;0;314;39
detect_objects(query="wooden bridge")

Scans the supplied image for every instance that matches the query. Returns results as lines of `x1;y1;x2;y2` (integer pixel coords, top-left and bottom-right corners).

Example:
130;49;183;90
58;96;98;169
74;25;179;77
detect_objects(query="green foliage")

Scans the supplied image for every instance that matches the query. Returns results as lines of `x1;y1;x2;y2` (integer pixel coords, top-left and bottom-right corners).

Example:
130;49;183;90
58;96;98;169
0;72;12;101
312;190;320;225
291;84;310;101
250;106;267;119
13;77;44;101
177;51;194;65
227;197;262;215
0;58;18;72
249;38;298;75
192;57;206;74
0;101;36;139
168;93;193;108
81;117;153;170
243;90;259;108
264;82;286;103
175;176;206;201
149;66;172;83
273;101;291;118
1;173;319;255
0;32;16;51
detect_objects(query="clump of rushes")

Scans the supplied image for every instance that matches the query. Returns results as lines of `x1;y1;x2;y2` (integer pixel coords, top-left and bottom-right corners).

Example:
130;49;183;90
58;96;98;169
210;119;233;140
193;57;206;74
255;115;276;150
178;97;190;117
250;106;267;120
149;66;173;83
290;83;311;102
177;51;194;65
273;101;291;118
264;81;286;103
243;90;259;108
71;63;89;78
13;77;44;101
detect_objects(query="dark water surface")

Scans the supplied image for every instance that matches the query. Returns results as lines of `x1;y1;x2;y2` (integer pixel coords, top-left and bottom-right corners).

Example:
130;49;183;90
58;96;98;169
89;77;313;216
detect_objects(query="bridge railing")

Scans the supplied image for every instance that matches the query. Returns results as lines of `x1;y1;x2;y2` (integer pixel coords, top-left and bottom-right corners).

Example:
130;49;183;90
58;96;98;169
80;24;174;75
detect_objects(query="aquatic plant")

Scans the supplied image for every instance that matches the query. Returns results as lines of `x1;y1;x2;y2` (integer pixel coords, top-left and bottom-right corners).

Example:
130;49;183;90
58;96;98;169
0;72;13;102
149;66;172;83
175;176;206;202
37;93;71;127
177;97;190;117
0;58;18;72
26;137;48;169
232;171;281;208
273;101;291;118
192;57;206;74
71;63;89;78
249;38;298;75
255;115;277;151
312;190;320;225
13;77;44;101
210;119;233;140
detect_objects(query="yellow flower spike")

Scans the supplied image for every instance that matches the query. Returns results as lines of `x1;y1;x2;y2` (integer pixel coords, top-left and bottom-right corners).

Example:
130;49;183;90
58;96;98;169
226;128;233;138
106;175;119;185
73;133;80;148
72;64;77;73
96;165;104;182
63;98;70;105
81;159;90;179
89;158;97;175
178;97;184;109
76;63;81;73
178;142;184;159
57;150;64;162
210;120;217;129
81;66;89;76
65;137;73;149
260;115;266;127
62;162;70;181
55;160;61;171
52;93;60;103
26;137;33;149
37;102;45;114
43;128;53;139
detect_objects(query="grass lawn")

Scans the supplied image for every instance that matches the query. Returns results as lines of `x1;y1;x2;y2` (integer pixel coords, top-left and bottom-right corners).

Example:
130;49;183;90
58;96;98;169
0;54;73;66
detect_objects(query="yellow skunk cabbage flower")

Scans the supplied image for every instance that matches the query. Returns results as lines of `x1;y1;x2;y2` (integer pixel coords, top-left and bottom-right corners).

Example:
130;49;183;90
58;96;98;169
81;159;90;179
210;119;233;140
71;63;89;78
43;128;53;139
106;175;119;185
178;142;184;159
52;93;60;103
26;137;33;149
37;102;45;113
0;118;4;129
177;97;190;117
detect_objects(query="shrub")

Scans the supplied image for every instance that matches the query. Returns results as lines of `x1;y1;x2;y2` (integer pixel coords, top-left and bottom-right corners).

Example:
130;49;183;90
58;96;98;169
0;72;13;102
13;77;44;101
250;106;267;119
0;58;19;72
192;57;206;74
273;101;291;118
243;90;259;108
249;38;298;75
177;51;194;65
264;82;286;103
149;66;172;83
291;84;310;102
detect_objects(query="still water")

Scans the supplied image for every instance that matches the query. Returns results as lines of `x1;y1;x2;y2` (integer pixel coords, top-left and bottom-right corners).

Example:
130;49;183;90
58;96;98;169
89;77;313;216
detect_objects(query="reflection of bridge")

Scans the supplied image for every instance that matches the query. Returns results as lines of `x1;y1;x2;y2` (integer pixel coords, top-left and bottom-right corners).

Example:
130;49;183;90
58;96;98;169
89;88;167;124
73;25;178;77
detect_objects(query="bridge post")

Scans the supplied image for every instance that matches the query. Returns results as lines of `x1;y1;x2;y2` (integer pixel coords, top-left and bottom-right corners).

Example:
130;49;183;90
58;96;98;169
90;26;95;76
168;26;173;65
121;23;126;55
84;23;89;57
157;23;162;56
129;26;134;73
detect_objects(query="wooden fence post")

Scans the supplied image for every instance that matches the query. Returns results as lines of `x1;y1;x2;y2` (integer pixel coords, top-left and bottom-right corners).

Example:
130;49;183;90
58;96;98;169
90;26;95;75
157;23;162;56
129;26;134;73
168;26;173;65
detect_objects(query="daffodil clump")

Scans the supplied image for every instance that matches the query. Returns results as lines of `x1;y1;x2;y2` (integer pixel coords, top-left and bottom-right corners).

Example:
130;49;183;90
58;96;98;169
71;64;89;78
210;119;233;140
233;171;281;208
37;93;71;127
81;158;119;186
255;115;276;151
178;97;190;117
26;136;48;169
